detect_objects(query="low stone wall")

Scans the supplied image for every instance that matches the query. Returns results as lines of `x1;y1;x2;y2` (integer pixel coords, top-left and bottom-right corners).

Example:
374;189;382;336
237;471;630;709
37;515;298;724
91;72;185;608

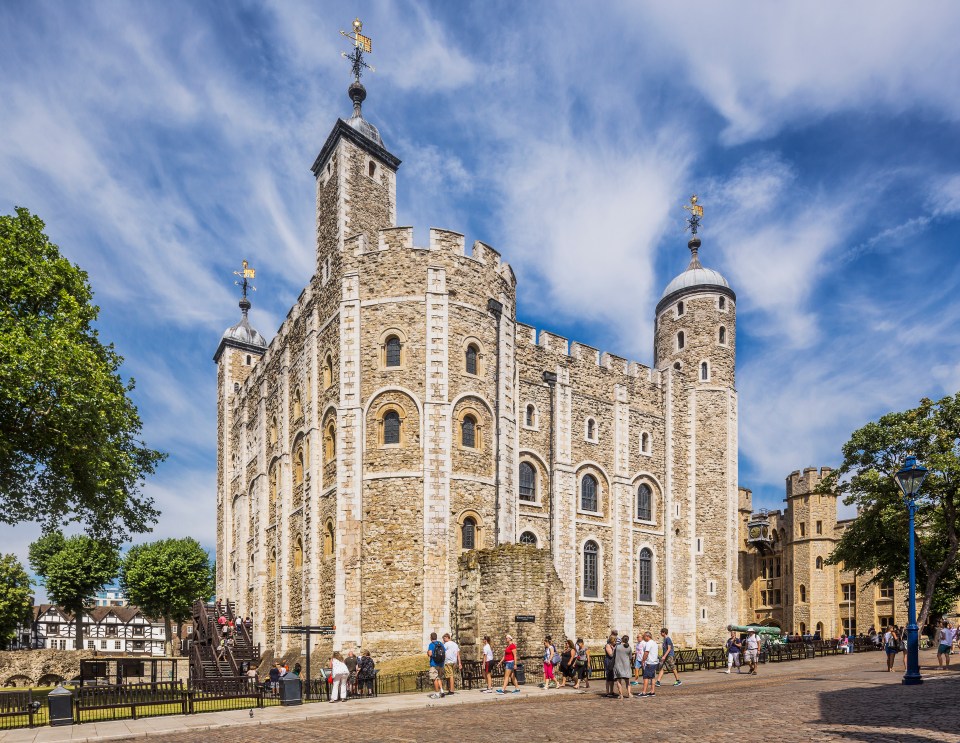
0;650;189;687
455;544;566;661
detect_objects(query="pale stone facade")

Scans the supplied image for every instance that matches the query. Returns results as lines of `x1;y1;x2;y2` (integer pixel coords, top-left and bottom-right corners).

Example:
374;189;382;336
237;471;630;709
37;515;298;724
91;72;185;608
214;84;741;659
738;467;909;637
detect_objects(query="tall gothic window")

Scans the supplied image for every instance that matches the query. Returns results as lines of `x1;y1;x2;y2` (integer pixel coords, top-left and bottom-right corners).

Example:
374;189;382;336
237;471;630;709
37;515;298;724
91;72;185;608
461;415;477;448
583;541;599;598
385;335;402;367
519;462;536;501
383;410;401;445
465;344;479;375
637;483;652;521
638;548;653;601
461;517;477;550
519;531;537;546
294;447;304;485
581;474;598;512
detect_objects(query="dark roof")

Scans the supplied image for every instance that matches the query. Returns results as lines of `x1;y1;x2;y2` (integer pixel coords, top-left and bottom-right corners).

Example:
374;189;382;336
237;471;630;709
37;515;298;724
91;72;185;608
31;604;162;623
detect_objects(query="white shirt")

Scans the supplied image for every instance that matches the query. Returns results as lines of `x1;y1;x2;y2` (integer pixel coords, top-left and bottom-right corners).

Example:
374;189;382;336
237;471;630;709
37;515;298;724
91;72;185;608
883;631;894;647
744;634;760;651
642;639;658;666
331;658;349;676
483;643;493;662
444;640;460;665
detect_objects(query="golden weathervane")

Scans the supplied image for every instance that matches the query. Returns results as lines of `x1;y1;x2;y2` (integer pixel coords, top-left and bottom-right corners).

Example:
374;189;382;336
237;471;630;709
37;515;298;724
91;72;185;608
341;18;374;81
233;260;256;301
683;194;704;235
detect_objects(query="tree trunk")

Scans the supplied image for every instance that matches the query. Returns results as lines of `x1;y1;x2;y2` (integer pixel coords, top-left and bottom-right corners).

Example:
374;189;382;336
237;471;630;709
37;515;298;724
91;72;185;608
75;606;83;652
164;615;173;657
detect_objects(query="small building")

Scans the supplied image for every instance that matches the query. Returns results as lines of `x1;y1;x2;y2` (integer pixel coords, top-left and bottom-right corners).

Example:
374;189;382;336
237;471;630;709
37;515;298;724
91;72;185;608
13;605;172;656
90;588;129;608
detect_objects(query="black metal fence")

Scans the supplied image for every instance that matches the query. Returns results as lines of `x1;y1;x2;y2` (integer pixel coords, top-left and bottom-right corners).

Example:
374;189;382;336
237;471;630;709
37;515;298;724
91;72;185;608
0;689;46;730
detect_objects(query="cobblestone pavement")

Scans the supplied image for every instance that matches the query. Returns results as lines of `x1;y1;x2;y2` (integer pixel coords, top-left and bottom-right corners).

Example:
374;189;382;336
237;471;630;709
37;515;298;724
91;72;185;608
134;652;960;743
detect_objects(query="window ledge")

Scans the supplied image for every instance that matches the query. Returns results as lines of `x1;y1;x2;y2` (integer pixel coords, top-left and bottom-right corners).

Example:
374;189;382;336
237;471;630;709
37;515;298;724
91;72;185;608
634;518;656;526
635;600;658;607
639;451;652;457
579;596;604;603
578;509;603;517
519;499;542;507
521;425;539;432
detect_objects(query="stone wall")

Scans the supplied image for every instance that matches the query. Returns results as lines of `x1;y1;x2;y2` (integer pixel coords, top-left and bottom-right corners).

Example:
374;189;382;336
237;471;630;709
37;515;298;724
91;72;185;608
0;651;188;687
455;545;566;662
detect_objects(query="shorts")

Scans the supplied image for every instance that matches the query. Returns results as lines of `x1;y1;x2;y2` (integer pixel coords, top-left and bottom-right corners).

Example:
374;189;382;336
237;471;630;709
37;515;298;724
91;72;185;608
485;659;494;673
660;654;676;673
939;644;951;654
642;664;657;679
743;649;758;663
443;664;455;679
634;659;642;669
885;647;898;655
429;666;440;680
505;660;515;671
576;662;588;680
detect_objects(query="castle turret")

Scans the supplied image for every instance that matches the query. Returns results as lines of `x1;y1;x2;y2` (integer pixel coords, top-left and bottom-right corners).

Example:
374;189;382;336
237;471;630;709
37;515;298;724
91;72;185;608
654;196;739;646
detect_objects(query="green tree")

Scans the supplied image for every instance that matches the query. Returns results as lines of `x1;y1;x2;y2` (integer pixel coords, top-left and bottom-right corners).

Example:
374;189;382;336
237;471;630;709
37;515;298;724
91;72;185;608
120;538;213;655
0;554;32;649
29;531;120;650
825;394;960;627
0;207;164;540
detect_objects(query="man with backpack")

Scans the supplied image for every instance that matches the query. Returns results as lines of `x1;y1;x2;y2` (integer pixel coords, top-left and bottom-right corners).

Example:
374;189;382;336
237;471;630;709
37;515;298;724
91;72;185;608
427;632;446;698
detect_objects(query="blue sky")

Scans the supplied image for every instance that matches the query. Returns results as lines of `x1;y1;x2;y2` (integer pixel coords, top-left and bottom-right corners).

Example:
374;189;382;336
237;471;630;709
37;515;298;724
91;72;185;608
3;0;960;577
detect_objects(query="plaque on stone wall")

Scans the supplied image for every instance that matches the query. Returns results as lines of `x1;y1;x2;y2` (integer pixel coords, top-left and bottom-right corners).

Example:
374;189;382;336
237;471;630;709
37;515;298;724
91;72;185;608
515;615;536;623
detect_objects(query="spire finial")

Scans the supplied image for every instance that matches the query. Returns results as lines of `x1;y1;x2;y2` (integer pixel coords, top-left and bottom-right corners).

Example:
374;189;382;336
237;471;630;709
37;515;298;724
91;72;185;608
682;194;704;268
233;260;256;316
341;18;375;117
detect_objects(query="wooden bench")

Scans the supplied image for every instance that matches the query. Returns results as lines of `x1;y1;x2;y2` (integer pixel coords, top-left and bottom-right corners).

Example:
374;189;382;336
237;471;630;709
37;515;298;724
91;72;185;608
675;649;701;672
699;648;726;669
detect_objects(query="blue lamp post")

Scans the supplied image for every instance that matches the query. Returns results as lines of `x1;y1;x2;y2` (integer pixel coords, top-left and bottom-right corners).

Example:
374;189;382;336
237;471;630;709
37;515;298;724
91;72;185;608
895;455;928;686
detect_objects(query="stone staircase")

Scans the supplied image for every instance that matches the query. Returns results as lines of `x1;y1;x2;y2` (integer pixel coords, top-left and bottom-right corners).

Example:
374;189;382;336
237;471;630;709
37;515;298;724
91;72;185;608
188;599;260;687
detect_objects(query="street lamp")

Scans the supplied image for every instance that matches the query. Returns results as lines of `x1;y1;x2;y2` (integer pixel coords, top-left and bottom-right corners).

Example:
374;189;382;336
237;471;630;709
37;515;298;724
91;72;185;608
895;455;928;686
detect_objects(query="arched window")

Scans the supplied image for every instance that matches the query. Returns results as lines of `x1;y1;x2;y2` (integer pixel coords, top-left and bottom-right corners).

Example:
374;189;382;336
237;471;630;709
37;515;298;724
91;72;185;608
519;462;536;501
799;622;806;635
799;585;807;602
719;296;726;310
641;432;650;454
677;301;684;317
324;422;336;461
519;531;538;546
385;335;402;367
586;418;596;441
638;548;653;601
293;388;303;420
677;331;685;350
293;537;303;570
700;361;709;381
637;484;652;521
581;474;598;512
525;404;536;427
816;622;824;636
323;355;333;388
461;415;477;448
383;410;401;445
368;160;377;178
719;326;727;345
583;541;599;598
465;344;479;375
815;556;823;570
294;447;304;485
269;549;277;579
324;520;335;557
461;517;477;550
269;417;278;446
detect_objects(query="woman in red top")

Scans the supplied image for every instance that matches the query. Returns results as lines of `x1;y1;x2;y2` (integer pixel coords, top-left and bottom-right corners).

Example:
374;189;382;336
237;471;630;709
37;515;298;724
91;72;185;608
497;634;520;693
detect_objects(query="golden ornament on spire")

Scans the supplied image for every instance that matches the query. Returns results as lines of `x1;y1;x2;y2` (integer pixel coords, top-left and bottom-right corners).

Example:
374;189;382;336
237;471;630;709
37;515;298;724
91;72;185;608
683;194;703;234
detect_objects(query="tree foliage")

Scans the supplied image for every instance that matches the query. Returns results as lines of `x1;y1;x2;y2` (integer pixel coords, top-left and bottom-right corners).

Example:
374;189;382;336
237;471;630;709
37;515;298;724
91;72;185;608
0;207;164;540
120;538;212;655
29;531;120;649
825;394;960;626
0;554;32;649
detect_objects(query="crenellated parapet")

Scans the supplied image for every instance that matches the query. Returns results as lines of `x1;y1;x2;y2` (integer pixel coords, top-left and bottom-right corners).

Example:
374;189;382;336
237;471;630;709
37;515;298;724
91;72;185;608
785;466;834;499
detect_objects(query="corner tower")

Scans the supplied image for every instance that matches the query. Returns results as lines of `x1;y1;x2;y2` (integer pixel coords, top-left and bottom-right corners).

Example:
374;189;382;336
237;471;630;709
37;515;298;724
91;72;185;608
654;196;738;646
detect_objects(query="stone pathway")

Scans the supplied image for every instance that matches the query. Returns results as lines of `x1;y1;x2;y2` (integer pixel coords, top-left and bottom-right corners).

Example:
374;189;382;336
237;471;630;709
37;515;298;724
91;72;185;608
2;651;958;742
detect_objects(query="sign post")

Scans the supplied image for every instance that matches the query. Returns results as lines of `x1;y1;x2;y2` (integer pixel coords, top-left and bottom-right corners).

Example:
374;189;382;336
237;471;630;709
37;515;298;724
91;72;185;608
279;625;335;699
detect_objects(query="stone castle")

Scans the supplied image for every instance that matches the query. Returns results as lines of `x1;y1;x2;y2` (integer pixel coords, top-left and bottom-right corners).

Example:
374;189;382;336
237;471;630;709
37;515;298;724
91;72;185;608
213;73;903;659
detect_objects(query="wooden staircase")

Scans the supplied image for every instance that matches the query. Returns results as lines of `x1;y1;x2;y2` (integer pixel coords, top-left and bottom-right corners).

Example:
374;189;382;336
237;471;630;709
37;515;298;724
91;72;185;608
188;599;261;687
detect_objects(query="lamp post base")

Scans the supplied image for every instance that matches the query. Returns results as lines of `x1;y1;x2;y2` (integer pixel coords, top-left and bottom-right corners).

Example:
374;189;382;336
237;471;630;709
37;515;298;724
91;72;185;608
902;671;923;686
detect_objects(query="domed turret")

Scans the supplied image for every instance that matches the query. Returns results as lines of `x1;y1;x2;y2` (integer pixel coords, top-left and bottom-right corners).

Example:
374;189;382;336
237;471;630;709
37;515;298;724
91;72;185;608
221;297;267;350
345;81;384;148
658;236;730;307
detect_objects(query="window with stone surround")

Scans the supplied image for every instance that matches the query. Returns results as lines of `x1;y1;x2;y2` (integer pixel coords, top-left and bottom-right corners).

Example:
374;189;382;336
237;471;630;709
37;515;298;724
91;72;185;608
269;417;278;446
269;549;277;579
816;556;824;570
324;421;336;461
583;541;599;598
461;415;478;448
268;463;279;517
293;537;303;570
323;355;333;389
878;581;894;598
324;520;335;558
519;462;537;502
800;522;806;537
294;445;304;485
580;474;599;512
700;361;710;381
719;296;726;311
707;579;717;596
640;431;651;455
461;517;477;550
677;331;685;351
585;418;597;442
638;548;653;602
719;326;727;345
524;403;537;428
385;335;402;367
799;585;806;602
676;300;685;317
465;343;480;376
519;531;538;546
842;583;856;602
816;520;823;534
382;409;401;445
636;484;653;522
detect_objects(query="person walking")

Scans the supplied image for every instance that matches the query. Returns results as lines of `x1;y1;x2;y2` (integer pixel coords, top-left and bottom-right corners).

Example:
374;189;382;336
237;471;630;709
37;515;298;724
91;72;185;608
937;622;954;669
743;628;760;675
442;633;461;695
613;634;633;699
427;631;446;698
725;630;742;674
882;625;899;672
542;635;558;690
329;652;349;703
639;631;659;697
632;636;644;686
574;638;590;691
345;649;358;697
655;628;681;688
560;639;576;687
357;650;376;697
497;633;521;694
481;636;495;692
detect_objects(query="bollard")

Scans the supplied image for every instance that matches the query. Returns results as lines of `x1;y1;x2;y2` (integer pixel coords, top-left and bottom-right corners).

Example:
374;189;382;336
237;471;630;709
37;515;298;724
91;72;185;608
47;684;74;727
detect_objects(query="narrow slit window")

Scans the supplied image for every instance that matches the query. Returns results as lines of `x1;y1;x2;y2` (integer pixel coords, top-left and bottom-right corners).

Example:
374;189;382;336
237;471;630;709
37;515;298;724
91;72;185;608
677;331;685;350
465;344;478;375
461;517;476;550
637;484;652;521
638;548;652;601
583;541;599;598
719;326;726;344
581;474;598;512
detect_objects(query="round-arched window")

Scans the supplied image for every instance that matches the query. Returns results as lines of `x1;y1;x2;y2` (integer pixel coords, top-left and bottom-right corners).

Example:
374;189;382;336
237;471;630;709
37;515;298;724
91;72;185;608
465;344;479;375
637;484;652;521
385;335;402;367
461;415;477;448
519;531;538;546
581;474;598;512
461;517;477;550
519;462;536;501
383;410;401;445
638;548;653;601
583;541;599;598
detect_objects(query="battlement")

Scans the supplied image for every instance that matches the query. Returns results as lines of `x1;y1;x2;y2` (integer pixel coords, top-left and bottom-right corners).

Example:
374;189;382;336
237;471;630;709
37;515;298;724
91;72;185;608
785;466;834;498
515;323;656;383
347;226;514;282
